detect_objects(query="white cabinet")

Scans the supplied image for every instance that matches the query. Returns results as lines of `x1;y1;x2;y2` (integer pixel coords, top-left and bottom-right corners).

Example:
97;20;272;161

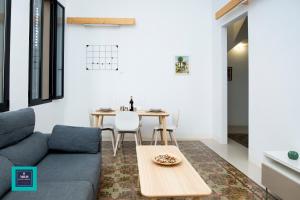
262;151;300;200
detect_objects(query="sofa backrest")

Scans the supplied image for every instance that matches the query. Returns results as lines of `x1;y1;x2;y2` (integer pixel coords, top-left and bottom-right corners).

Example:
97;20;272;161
0;132;49;166
0;108;35;149
0;155;13;198
0;109;49;197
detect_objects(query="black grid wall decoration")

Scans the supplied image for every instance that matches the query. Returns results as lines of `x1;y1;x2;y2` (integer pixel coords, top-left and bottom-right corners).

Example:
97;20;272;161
85;44;119;71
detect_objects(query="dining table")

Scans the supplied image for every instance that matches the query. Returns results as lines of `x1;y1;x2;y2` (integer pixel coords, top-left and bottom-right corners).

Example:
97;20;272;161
91;110;170;145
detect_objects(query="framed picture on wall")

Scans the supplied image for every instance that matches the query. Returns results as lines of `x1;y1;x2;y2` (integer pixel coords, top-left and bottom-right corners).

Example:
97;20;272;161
175;56;190;75
228;67;232;81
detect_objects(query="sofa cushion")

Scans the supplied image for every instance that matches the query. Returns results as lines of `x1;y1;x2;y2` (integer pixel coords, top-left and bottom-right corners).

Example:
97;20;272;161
38;153;101;193
0;132;49;166
48;125;101;153
0;156;13;198
0;108;35;148
2;181;93;200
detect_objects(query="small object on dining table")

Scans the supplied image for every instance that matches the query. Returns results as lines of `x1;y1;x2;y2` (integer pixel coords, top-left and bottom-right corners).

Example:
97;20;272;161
129;96;134;111
120;106;129;111
97;108;113;112
148;108;163;113
153;153;181;166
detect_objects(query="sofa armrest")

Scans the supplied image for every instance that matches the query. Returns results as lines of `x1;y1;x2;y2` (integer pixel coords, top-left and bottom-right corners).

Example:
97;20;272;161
48;125;101;154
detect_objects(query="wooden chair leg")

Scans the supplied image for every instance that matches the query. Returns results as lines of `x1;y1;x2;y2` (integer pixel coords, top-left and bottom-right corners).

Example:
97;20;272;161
170;132;178;147
160;131;163;145
154;130;159;146
114;134;121;157
169;131;173;143
111;129;116;152
138;129;143;145
134;134;139;146
151;129;156;145
118;133;124;149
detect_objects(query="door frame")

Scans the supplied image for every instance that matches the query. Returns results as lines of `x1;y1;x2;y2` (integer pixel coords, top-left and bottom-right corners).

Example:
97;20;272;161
214;9;248;144
225;14;249;146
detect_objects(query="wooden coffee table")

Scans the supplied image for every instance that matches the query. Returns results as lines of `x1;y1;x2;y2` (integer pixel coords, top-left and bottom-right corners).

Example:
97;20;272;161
136;146;211;199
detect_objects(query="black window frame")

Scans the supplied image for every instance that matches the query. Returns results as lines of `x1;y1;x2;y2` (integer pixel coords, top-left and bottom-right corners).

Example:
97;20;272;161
28;0;64;106
52;1;64;99
0;0;11;112
28;0;46;106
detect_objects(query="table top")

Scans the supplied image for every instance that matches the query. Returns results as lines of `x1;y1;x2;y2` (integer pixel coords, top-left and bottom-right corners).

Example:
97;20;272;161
136;146;211;198
91;110;169;116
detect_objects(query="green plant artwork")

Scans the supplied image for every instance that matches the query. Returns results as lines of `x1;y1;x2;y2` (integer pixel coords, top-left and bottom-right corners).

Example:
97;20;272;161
175;56;189;75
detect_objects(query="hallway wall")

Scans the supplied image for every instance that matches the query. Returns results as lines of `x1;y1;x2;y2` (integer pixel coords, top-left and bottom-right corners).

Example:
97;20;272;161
227;46;248;127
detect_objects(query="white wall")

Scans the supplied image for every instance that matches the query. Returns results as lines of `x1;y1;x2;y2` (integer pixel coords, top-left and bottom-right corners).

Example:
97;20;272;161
228;46;248;127
212;0;300;164
9;0;66;133
248;0;300;163
64;0;214;139
7;0;300;165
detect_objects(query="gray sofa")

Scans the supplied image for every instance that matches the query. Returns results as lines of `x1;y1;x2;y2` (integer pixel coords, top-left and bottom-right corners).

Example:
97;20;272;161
0;108;102;200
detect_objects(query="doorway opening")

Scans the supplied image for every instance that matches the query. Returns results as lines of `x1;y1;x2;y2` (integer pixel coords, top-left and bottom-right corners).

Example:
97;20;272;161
227;16;249;148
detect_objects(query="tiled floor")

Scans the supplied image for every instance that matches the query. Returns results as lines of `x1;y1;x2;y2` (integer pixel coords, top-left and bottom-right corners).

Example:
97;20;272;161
201;139;262;187
98;141;277;200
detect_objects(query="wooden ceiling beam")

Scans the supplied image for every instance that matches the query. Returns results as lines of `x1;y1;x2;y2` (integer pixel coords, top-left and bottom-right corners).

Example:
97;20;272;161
215;0;248;20
66;17;136;25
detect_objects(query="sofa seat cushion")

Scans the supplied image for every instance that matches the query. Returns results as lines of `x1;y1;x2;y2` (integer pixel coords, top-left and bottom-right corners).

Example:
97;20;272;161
0;156;13;198
38;153;101;193
0;132;49;166
2;181;93;200
0;108;35;148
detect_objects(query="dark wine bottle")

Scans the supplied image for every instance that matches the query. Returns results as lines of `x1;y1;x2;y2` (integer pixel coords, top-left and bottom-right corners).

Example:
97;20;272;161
129;96;134;111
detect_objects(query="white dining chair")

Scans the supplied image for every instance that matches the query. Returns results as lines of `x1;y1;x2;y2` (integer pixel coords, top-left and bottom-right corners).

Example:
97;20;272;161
151;110;180;147
138;116;143;144
120;115;143;146
114;111;140;156
89;109;116;153
100;124;116;152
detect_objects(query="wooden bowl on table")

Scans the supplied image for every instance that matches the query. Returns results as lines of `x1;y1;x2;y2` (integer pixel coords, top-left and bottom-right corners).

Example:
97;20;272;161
152;153;182;166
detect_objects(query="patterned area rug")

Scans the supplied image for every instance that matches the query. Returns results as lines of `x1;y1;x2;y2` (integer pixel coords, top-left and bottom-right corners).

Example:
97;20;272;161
98;141;277;200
